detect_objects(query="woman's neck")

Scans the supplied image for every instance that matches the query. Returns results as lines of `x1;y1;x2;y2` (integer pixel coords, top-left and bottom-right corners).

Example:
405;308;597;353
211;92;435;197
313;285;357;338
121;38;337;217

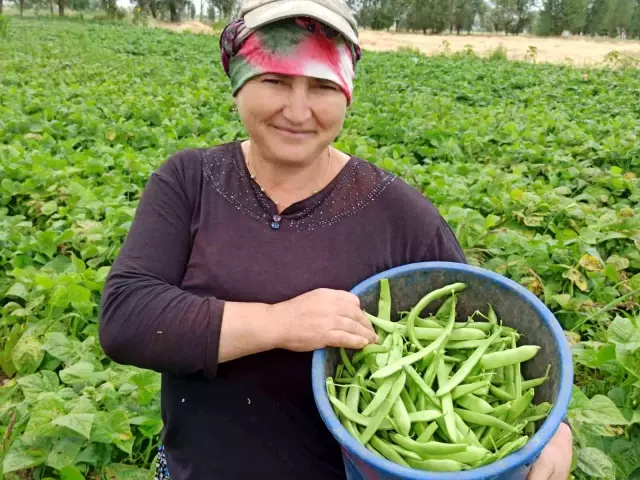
242;140;348;212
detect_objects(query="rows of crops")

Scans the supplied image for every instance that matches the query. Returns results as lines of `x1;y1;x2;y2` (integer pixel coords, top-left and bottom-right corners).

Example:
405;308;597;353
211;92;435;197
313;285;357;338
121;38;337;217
0;17;639;480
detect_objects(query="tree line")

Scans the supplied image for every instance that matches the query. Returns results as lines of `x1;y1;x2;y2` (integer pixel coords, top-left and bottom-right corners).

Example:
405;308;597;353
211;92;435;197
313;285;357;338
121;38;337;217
1;0;639;37
353;0;640;37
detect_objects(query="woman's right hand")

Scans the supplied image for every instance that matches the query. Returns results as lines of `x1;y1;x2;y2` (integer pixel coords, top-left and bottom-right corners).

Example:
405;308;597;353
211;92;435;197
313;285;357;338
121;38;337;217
270;288;379;352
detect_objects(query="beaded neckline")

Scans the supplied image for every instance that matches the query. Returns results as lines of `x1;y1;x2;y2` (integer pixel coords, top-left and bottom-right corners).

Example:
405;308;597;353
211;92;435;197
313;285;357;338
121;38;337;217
201;141;396;232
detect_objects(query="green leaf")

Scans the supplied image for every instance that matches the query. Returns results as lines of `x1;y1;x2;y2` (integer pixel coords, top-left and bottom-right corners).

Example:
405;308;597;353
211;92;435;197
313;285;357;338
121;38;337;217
6;282;28;300
129;370;161;405
59;361;107;386
573;395;629;425
41;200;58;215
43;332;78;364
60;465;87;480
24;397;67;437
2;435;54;473
16;370;60;401
104;463;151;480
52;413;95;440
608;316;640;347
12;333;45;375
74;442;110;467
577;447;616;478
91;411;134;455
47;436;86;471
64;284;92;311
609;438;640;478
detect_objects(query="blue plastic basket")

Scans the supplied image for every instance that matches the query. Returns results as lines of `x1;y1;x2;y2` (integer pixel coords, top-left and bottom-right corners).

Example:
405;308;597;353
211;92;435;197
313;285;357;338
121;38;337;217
312;262;573;480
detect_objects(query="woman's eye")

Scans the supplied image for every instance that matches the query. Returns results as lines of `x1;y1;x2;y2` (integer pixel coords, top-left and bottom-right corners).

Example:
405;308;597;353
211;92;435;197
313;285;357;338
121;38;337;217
263;78;282;85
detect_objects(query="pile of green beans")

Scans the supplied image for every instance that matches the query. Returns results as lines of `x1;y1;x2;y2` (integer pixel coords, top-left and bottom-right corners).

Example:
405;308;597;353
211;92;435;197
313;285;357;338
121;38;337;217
326;280;552;472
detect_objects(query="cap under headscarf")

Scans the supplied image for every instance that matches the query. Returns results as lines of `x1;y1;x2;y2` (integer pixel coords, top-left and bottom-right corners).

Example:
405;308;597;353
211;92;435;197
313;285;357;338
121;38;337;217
220;17;361;104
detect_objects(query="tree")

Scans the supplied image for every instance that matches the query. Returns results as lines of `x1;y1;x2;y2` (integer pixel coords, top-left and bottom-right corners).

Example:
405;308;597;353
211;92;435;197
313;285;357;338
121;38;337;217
563;0;588;33
630;0;640;36
584;0;608;33
453;0;476;33
603;0;635;34
537;0;565;34
406;0;433;32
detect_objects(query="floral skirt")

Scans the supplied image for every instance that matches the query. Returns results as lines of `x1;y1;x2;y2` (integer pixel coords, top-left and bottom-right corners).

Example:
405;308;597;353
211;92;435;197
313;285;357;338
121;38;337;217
154;443;171;480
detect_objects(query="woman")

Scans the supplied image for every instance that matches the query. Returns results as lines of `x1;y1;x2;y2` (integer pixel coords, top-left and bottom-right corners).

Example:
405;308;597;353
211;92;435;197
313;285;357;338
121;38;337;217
98;0;572;478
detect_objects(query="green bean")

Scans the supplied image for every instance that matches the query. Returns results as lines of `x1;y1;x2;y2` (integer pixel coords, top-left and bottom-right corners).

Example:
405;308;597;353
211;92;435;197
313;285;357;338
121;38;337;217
497;435;529;460
362;374;396;416
507;388;535;424
326;377;336;397
480;345;541;370
365;315;485;342
525;421;535;436
455;409;518;432
432;446;491;464
522;412;552;423
360;371;407;444
340;347;356;376
456;393;494;415
489;384;515;402
445;336;509;350
487;304;498;324
473;425;487;441
441;393;462;443
392;397;411;436
370;301;457;380
406;458;466;472
370;435;410;467
443;355;463;363
465;372;495;383
437;329;502;396
352;345;389;364
356;372;373;404
390;434;468;455
347;366;368;407
405;283;467;349
415;317;442;328
366;442;384;458
403;364;441;407
511;334;522;400
418;319;493;332
333;377;355;385
521;365;551;391
387;443;424;461
424;349;443;388
408;410;445;423
504;362;515;398
479;406;513;450
417;422;439;443
328;396;395;429
377;278;392;320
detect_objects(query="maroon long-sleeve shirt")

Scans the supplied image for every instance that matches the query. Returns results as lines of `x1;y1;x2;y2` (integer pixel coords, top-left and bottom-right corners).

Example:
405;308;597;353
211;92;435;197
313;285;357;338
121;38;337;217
99;141;466;479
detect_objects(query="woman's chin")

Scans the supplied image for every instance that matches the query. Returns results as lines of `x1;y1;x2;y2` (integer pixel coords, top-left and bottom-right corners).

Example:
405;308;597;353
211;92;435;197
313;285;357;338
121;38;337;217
266;140;324;164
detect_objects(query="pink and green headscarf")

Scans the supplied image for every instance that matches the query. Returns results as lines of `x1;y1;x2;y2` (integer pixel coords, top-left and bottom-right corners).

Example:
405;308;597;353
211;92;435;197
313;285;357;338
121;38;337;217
220;17;361;104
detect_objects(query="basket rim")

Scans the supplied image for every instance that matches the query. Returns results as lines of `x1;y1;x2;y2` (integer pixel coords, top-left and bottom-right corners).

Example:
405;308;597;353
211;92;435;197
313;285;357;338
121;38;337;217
312;261;574;479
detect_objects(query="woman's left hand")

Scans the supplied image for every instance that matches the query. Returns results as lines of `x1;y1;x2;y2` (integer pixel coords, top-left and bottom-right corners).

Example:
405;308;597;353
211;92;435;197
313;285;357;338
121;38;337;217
527;423;573;479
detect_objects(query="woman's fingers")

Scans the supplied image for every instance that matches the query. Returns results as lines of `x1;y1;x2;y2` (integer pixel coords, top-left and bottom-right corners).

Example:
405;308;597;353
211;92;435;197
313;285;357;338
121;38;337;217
334;298;376;333
325;330;369;350
336;316;378;344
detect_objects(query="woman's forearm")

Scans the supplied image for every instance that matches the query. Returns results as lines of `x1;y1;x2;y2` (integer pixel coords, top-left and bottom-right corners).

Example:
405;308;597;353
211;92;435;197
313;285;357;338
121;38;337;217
217;302;282;364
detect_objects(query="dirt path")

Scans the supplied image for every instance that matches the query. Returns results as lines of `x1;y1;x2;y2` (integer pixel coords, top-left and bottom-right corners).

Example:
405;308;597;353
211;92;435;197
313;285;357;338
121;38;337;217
152;20;640;66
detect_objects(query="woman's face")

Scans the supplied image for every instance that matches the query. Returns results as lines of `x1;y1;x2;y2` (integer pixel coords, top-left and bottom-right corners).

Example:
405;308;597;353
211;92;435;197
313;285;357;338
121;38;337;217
235;73;348;165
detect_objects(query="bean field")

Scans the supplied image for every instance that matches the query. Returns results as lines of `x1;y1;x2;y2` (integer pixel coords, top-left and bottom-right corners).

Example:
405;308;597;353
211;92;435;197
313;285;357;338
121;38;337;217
1;17;639;480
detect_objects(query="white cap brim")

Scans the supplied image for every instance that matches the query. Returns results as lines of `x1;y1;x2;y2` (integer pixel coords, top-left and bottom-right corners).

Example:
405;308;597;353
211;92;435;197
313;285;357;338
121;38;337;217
243;0;359;45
